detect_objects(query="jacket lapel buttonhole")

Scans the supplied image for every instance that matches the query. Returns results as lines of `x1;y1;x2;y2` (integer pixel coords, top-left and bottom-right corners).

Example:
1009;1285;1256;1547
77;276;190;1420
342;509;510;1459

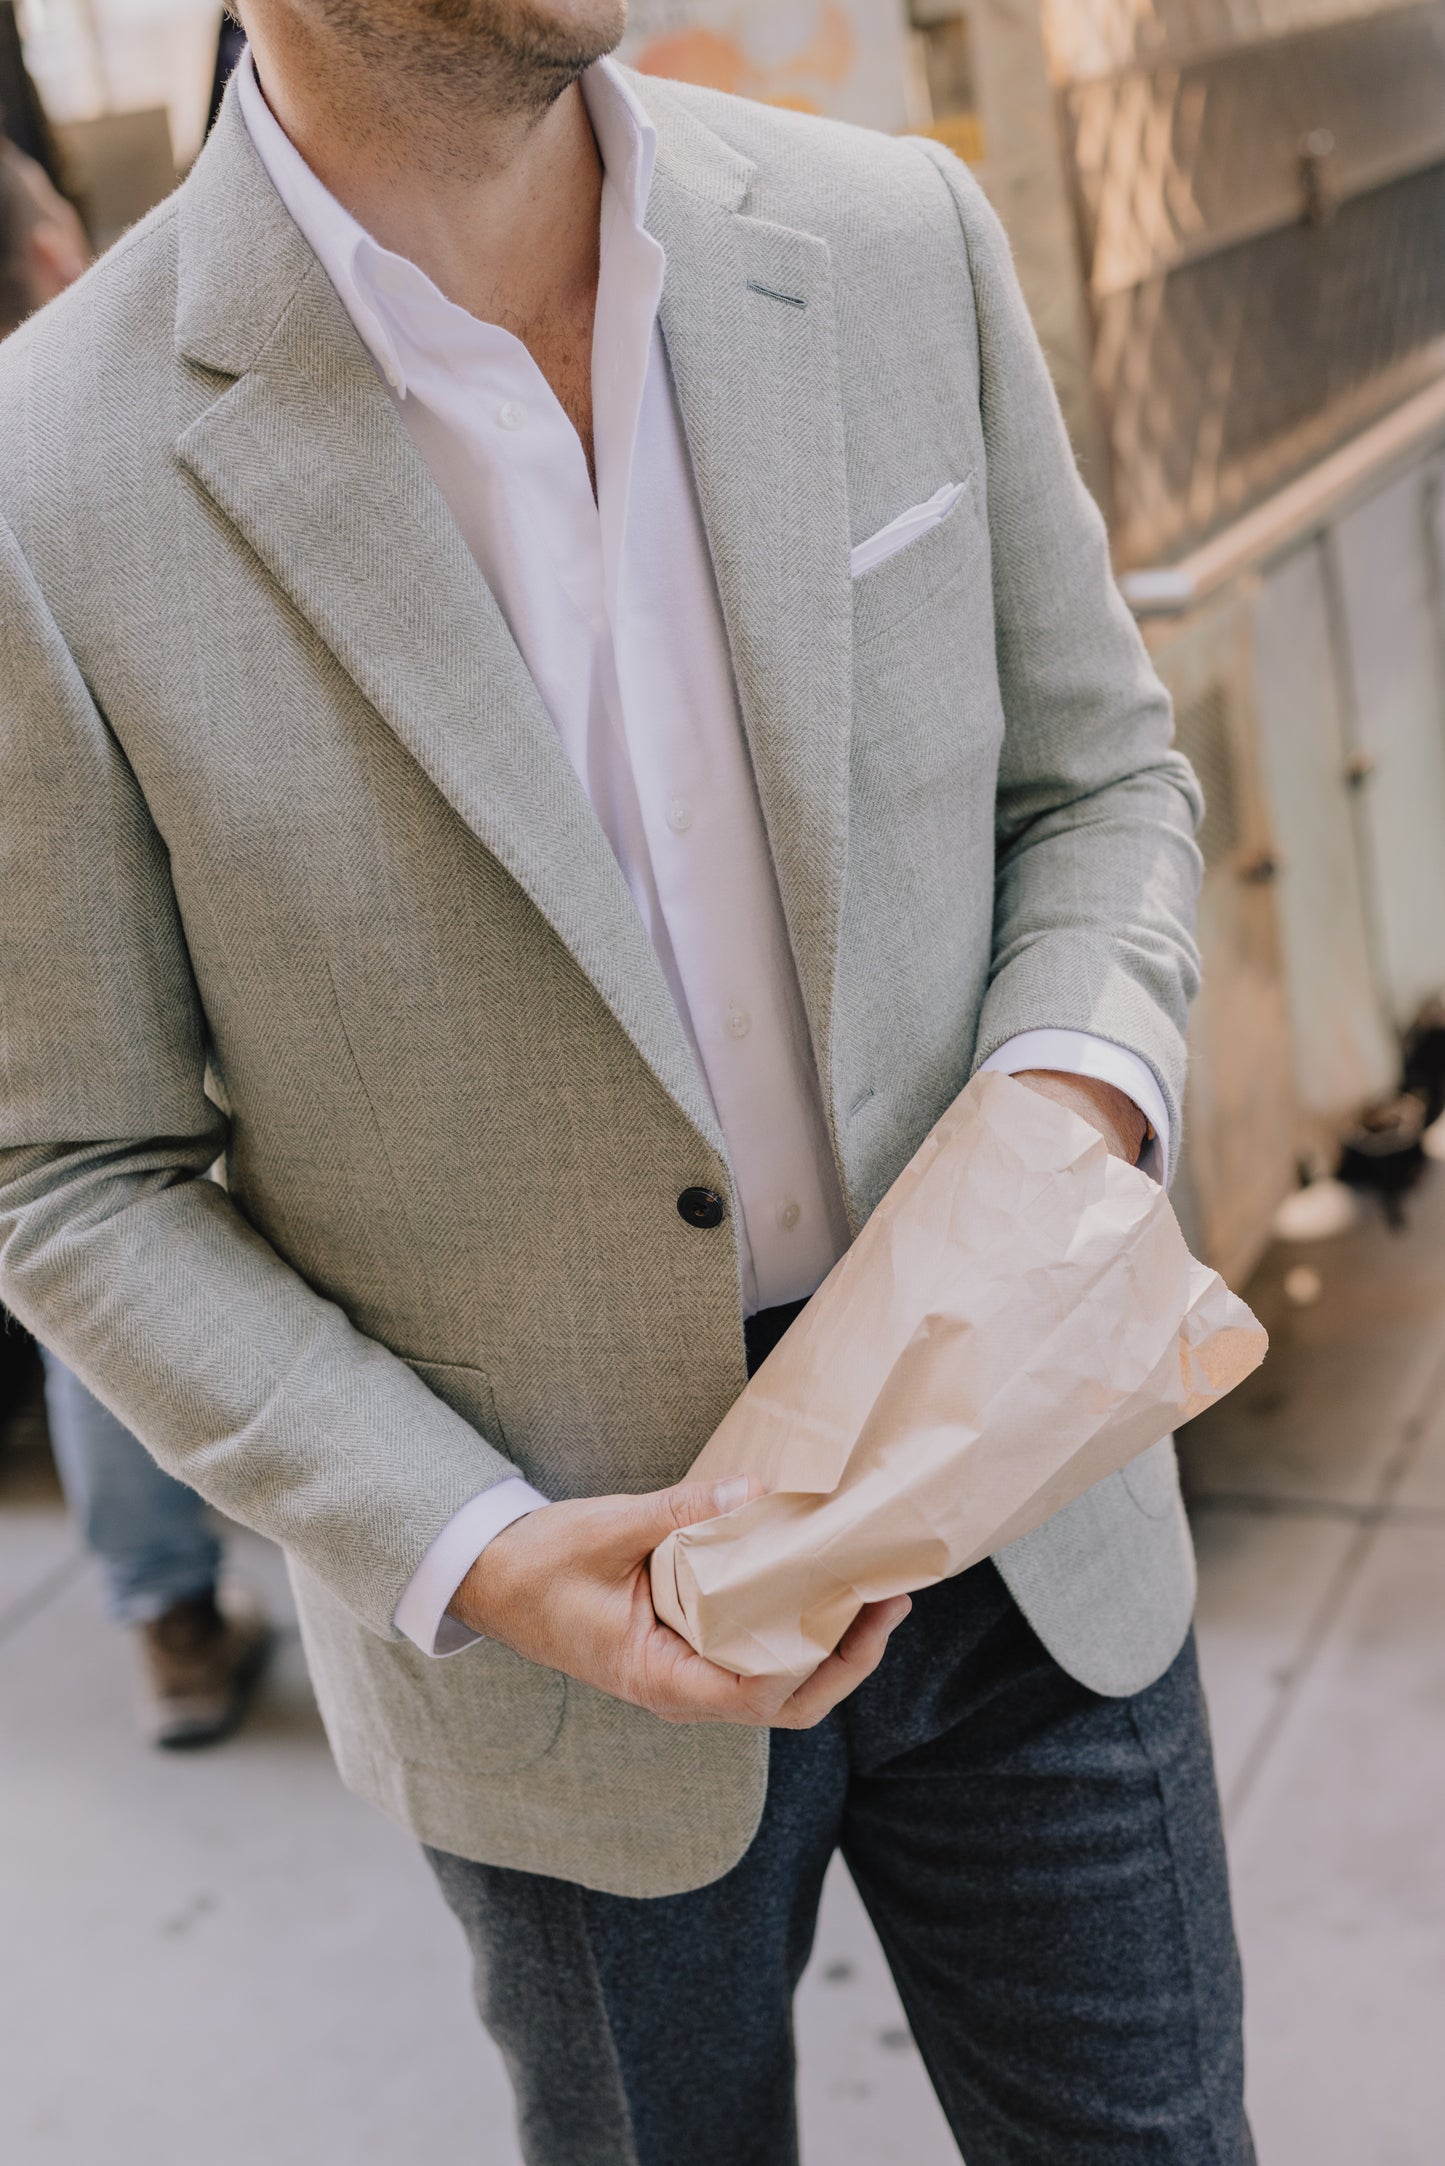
745;280;807;310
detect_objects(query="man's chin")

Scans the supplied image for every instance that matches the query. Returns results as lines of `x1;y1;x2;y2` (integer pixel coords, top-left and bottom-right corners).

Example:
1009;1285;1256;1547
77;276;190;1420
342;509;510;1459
422;0;628;73
532;0;628;74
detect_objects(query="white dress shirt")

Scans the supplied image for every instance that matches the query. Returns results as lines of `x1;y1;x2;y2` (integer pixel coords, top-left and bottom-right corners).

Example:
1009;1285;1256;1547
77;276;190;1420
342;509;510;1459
237;54;1169;1656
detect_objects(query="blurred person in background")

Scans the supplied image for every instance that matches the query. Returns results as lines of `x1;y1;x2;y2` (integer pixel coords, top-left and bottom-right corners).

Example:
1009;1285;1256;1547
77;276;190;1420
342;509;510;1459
36;1354;271;1747
0;143;271;1748
0;136;87;329
0;5;1245;2161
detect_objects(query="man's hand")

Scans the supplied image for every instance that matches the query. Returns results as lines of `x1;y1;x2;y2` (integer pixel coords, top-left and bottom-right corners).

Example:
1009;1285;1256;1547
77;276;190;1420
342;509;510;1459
1015;1069;1149;1164
449;1477;911;1728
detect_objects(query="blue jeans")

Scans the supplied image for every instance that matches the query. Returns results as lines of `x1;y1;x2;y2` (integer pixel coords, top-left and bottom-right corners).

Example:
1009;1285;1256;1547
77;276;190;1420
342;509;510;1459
40;1350;221;1624
427;1561;1252;2166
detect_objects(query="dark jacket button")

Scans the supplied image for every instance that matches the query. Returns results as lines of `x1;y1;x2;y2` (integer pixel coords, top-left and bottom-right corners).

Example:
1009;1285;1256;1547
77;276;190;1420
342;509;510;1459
677;1187;726;1229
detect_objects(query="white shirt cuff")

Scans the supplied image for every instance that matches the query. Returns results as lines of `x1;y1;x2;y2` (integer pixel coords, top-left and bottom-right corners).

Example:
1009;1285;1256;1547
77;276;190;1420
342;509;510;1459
393;1476;550;1657
980;1029;1171;1182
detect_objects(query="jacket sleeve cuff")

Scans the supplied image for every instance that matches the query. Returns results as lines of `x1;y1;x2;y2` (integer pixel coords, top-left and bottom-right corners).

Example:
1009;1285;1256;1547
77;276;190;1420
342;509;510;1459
392;1477;550;1657
979;1030;1171;1182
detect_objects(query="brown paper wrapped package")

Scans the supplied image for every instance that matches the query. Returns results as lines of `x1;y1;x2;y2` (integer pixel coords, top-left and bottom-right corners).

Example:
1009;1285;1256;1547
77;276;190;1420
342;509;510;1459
650;1072;1267;1682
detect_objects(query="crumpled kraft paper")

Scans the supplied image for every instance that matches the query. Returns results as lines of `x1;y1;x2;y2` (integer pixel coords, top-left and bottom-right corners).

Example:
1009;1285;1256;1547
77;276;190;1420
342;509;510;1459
651;1072;1267;1682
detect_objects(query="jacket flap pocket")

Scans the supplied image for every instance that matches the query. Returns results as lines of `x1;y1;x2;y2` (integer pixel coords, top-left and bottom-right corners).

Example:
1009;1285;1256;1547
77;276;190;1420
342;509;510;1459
291;1557;567;1780
409;1358;504;1445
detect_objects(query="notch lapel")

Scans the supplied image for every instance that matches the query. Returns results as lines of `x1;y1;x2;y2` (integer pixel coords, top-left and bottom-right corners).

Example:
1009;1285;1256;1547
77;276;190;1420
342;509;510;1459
644;116;854;1139
173;101;721;1154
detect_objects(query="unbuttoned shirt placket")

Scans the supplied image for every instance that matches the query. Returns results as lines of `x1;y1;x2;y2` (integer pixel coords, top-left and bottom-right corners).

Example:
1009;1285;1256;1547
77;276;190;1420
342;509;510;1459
619;333;851;1310
590;121;850;1314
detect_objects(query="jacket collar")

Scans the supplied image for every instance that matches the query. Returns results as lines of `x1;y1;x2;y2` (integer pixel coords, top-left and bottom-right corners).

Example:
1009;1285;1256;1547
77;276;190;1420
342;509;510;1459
229;50;663;404
173;66;741;377
175;83;314;377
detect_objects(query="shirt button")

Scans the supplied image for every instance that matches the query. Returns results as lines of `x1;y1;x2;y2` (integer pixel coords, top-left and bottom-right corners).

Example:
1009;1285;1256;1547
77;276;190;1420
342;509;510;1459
666;796;694;834
725;1005;751;1040
778;1201;802;1232
678;1187;726;1230
497;400;528;431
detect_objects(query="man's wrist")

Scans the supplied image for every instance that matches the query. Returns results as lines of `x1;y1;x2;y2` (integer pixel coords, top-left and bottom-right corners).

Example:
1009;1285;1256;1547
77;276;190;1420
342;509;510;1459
1015;1069;1150;1163
978;1032;1169;1174
447;1508;535;1640
396;1478;549;1655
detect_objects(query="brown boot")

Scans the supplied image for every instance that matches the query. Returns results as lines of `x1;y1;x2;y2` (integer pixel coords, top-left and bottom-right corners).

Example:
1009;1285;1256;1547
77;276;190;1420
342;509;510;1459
136;1586;271;1749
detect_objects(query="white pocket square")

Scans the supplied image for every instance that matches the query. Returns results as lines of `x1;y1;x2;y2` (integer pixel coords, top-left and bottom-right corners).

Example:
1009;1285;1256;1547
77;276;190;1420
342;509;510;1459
850;481;971;580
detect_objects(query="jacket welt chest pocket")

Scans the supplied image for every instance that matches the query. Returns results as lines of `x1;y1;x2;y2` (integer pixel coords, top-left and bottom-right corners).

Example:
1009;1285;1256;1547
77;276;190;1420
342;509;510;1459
850;476;984;651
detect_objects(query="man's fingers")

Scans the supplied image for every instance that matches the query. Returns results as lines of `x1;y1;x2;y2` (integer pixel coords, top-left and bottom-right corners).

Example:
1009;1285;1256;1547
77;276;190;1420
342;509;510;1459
633;1618;789;1724
595;1472;760;1565
773;1596;912;1729
633;1596;911;1729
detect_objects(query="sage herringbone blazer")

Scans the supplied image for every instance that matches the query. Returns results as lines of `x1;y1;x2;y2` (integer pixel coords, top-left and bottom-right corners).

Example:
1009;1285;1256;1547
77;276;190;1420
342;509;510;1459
0;75;1201;1895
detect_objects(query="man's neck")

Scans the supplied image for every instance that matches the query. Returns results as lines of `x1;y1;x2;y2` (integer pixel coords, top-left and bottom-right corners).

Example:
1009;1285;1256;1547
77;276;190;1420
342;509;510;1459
243;18;604;334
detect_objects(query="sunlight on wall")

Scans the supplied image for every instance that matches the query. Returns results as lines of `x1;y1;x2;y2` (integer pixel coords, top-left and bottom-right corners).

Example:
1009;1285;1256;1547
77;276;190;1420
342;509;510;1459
18;0;222;166
620;0;917;132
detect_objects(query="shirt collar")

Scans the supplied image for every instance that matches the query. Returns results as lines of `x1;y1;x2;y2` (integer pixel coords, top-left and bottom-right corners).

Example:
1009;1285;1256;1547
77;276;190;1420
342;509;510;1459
236;47;658;401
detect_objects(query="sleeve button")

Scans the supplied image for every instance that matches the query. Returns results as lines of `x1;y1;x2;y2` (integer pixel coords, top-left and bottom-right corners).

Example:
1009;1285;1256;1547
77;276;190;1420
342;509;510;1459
677;1187;726;1229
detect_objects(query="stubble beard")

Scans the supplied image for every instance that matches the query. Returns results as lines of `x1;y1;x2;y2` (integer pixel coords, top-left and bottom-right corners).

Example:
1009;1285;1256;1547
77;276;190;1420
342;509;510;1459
307;0;628;164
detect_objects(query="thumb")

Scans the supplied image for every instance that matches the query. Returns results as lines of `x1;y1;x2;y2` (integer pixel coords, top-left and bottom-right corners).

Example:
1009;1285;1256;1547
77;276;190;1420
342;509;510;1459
608;1474;758;1560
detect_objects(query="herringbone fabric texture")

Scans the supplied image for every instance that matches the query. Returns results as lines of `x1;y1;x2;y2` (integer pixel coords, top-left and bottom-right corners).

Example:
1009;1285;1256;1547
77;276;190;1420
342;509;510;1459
0;75;1202;1894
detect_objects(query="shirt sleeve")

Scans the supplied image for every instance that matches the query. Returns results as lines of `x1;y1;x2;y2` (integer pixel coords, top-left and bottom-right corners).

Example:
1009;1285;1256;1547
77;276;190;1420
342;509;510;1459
393;1476;550;1657
980;1030;1170;1183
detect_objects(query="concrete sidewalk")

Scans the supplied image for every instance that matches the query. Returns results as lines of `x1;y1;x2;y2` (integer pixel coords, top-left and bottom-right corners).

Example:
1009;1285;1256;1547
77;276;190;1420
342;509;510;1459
3;1170;1444;2163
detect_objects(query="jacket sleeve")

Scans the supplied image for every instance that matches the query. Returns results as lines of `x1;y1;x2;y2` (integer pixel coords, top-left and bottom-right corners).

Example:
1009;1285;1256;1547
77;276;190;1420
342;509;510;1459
913;140;1204;1173
0;514;522;1638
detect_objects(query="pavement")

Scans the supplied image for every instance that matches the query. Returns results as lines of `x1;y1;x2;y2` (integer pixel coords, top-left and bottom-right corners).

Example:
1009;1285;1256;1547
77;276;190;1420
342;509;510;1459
3;1167;1445;2164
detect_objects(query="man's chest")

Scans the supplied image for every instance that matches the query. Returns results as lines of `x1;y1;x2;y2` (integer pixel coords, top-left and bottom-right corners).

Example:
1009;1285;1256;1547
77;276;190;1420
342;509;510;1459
500;294;597;484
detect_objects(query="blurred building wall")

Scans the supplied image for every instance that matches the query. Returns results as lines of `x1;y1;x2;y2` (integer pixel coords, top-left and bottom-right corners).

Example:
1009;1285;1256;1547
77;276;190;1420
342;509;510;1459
17;0;220;167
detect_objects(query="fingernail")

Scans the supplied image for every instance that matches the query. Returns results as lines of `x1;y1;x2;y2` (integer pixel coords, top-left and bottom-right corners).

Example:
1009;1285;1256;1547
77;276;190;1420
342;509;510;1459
713;1476;750;1514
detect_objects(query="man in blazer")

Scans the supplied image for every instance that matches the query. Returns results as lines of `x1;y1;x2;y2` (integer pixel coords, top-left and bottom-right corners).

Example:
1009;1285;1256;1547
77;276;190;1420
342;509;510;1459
0;3;1249;2158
